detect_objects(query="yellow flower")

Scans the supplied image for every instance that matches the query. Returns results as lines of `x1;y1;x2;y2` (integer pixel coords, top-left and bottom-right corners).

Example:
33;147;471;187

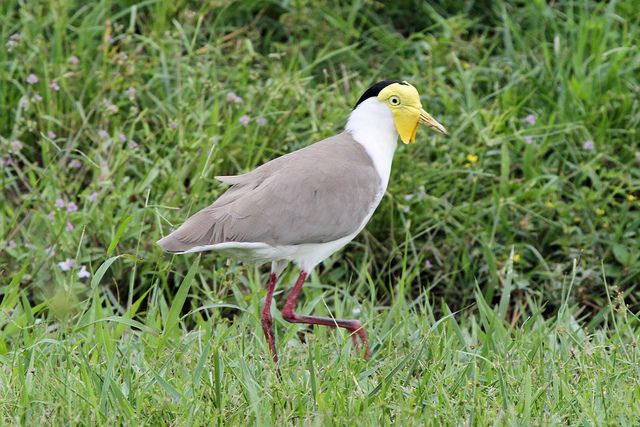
463;162;471;168
627;194;637;202
513;253;521;262
573;216;582;223
545;201;555;209
596;208;605;216
466;154;478;164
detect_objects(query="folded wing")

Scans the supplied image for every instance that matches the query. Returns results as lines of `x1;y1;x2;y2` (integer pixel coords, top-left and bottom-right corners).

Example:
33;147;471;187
157;132;380;252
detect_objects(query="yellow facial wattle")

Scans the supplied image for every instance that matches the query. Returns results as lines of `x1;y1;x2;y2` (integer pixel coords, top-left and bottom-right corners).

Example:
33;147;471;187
377;81;448;143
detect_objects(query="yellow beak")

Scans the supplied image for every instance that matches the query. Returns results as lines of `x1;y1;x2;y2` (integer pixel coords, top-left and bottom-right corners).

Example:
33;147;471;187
419;109;448;136
395;108;448;144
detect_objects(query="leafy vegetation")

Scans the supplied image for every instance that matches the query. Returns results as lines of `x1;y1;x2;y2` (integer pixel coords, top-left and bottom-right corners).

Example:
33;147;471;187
1;0;639;424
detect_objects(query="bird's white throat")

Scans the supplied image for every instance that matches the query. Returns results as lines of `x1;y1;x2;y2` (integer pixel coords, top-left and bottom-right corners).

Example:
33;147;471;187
345;98;398;190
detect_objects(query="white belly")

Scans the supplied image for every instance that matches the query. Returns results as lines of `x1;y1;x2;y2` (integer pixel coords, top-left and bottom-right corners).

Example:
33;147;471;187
177;233;355;271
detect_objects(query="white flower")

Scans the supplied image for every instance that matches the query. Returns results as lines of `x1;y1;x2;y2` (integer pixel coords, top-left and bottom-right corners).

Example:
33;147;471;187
78;265;91;279
225;91;242;104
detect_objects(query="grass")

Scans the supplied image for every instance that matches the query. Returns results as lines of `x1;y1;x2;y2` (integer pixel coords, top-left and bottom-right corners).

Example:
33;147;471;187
1;0;639;424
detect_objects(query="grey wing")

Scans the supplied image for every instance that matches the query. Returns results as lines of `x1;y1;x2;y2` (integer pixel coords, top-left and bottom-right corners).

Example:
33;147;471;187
157;133;381;252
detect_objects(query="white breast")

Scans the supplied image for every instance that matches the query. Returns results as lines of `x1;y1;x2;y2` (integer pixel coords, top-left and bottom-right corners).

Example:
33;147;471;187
345;98;398;191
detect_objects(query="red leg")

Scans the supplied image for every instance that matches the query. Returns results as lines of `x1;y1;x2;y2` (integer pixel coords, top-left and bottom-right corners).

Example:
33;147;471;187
282;271;371;359
261;273;280;367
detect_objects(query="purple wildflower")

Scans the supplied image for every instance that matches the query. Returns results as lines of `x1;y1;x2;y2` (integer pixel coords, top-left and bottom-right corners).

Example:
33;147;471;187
239;115;250;126
88;192;98;202
125;87;136;99
128;140;138;149
66;221;74;231
582;140;594;151
26;74;38;84
523;114;536;125
169;121;178;129
98;130;109;139
424;259;433;269
68;55;79;65
66;202;78;213
7;240;17;249
47;211;55;220
10;140;23;152
58;258;76;271
118;133;127;143
68;159;82;169
49;81;60;91
47;131;57;139
256;116;267;127
44;246;56;256
524;136;533;145
77;265;91;279
55;198;66;209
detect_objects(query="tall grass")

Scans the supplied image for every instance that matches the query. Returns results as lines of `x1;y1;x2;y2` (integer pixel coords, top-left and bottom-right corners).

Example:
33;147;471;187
1;0;639;424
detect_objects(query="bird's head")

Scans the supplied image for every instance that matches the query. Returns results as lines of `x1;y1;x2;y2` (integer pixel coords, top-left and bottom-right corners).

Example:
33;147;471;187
353;80;448;144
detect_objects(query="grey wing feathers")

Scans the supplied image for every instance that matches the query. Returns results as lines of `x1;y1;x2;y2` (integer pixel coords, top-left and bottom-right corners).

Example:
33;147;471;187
157;132;380;252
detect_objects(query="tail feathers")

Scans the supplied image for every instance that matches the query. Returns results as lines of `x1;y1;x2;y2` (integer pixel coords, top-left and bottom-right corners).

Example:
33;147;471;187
156;234;190;253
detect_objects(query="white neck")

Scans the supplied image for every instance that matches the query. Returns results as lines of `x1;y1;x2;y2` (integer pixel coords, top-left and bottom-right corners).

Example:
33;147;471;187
345;98;398;190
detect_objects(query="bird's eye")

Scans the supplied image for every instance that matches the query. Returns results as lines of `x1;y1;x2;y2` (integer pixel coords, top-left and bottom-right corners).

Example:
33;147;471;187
389;96;400;106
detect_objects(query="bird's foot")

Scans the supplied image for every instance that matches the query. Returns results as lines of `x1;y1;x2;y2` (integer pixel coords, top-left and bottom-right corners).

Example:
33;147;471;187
349;323;371;360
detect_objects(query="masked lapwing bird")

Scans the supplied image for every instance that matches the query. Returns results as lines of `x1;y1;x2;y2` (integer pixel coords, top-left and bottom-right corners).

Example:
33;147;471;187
157;80;447;365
